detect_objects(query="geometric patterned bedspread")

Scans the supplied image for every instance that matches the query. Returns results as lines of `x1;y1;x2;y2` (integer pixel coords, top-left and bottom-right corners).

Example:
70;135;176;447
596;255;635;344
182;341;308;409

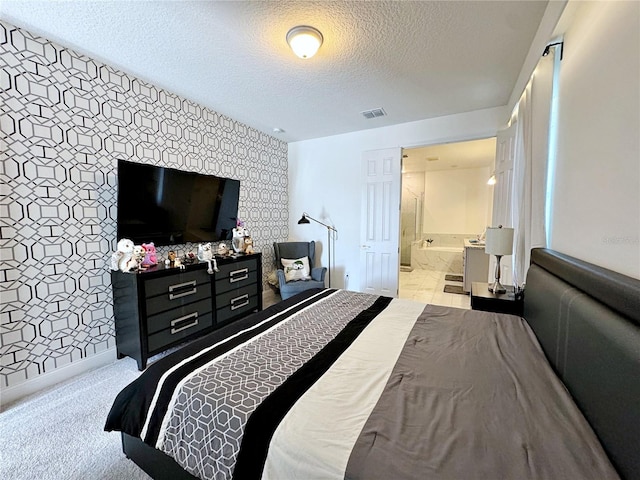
155;289;378;478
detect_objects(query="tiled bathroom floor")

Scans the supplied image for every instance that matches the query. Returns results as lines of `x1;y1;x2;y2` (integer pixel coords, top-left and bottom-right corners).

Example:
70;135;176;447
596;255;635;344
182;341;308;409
399;268;471;309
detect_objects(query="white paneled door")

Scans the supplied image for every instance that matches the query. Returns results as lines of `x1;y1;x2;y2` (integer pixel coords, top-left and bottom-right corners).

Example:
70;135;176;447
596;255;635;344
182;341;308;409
359;148;402;296
490;124;517;286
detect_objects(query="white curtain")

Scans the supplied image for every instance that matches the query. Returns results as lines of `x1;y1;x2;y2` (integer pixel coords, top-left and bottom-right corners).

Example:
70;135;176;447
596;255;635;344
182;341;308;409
492;46;558;287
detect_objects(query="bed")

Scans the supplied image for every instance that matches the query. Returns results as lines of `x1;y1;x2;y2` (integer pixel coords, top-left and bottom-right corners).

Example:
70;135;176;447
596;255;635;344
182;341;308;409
105;248;640;480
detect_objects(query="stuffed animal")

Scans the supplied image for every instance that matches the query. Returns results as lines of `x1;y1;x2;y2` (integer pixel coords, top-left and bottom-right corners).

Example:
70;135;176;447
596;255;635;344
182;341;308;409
111;238;135;272
197;242;218;274
232;226;248;253
141;242;158;267
165;250;183;268
243;236;254;254
218;243;229;256
183;251;197;264
126;245;146;271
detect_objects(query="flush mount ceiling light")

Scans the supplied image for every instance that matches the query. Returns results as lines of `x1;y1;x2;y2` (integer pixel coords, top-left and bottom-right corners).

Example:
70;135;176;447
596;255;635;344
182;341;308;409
286;25;323;59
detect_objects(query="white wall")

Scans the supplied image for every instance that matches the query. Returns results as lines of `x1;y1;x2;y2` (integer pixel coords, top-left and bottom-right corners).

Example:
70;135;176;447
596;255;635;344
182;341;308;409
549;0;639;278
424;167;490;234
288;106;506;291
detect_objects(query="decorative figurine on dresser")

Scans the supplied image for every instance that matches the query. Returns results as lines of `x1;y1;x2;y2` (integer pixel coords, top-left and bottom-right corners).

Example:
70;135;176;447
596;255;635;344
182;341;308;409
232;219;249;253
197;242;218;274
109;239;263;370
243;236;255;254
141;242;158;267
110;238;135;272
218;242;229;256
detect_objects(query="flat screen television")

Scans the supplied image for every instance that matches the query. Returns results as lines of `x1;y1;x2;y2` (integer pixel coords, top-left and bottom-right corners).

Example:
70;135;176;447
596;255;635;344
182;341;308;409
116;160;240;245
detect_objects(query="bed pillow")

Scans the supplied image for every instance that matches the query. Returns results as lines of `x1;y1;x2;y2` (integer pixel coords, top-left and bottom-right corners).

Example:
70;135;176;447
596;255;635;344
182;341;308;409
281;257;311;282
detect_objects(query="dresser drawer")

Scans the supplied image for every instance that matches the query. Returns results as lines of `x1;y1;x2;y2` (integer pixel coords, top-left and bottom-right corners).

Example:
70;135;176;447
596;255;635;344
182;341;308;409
215;268;258;295
146;298;212;335
145;281;211;317
216;258;257;278
216;293;259;326
147;311;213;353
144;269;211;298
217;284;258;309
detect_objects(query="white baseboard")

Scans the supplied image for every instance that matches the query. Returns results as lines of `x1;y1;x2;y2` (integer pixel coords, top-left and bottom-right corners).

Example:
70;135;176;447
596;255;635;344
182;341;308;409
0;348;117;409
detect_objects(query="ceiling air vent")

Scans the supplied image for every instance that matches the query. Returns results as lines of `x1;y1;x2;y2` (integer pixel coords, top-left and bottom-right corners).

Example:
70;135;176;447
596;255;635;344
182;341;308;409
360;107;387;119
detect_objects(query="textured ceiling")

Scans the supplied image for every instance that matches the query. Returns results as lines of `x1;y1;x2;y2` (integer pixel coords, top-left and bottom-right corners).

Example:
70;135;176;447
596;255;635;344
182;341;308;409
0;1;549;142
404;137;497;173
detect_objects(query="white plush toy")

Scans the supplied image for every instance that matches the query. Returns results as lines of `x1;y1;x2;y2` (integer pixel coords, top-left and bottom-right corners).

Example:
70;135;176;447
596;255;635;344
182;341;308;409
111;238;135;272
127;245;146;271
197;242;218;274
232;226;248;253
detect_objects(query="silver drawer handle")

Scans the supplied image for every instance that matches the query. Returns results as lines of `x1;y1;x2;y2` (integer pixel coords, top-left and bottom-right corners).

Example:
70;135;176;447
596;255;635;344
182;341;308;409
170;312;199;334
230;294;249;310
168;280;197;300
229;268;249;283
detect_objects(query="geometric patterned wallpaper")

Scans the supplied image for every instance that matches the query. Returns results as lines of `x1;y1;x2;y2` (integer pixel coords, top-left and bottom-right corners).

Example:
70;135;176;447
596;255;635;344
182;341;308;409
0;21;288;389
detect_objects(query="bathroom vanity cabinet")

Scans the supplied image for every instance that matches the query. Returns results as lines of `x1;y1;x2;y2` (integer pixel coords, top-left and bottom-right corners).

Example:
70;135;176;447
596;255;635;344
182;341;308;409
463;240;489;292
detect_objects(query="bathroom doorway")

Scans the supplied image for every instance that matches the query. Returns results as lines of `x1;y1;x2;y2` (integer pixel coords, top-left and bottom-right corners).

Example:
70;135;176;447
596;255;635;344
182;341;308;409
399;137;496;308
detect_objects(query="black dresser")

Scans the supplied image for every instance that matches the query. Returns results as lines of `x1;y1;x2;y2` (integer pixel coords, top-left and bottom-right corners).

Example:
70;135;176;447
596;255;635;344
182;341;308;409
111;253;262;370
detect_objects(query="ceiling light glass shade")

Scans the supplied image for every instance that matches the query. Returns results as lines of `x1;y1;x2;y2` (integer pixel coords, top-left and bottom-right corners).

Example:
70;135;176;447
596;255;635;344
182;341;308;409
286;26;323;59
487;173;496;185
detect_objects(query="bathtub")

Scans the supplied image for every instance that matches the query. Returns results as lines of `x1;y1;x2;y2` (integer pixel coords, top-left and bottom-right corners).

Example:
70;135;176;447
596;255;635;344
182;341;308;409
411;244;463;273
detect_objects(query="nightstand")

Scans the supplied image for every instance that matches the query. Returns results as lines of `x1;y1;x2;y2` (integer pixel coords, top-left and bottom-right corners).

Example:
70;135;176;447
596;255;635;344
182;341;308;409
471;282;524;316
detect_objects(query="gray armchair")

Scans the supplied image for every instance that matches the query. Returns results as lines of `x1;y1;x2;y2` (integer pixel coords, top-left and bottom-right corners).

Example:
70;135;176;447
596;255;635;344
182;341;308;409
273;241;327;300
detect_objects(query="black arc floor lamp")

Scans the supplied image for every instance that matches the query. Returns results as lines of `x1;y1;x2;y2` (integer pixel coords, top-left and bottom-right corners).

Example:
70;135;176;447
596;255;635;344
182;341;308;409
298;212;337;288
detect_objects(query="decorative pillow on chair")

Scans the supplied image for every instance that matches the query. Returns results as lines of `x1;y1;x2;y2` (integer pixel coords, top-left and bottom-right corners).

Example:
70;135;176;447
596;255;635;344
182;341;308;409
281;257;311;282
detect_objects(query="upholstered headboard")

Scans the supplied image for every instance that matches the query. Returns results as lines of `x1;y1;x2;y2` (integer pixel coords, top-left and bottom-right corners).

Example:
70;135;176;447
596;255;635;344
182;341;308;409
524;248;640;480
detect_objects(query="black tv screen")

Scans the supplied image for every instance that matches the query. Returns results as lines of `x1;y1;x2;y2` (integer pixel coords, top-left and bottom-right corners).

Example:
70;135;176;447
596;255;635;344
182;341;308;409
116;160;240;245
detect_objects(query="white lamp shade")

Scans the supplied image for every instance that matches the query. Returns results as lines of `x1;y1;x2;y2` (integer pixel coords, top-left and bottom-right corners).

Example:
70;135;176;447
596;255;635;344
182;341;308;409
485;227;514;255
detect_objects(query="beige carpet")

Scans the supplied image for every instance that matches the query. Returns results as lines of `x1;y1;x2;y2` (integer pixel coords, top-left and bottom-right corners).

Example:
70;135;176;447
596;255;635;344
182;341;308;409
0;358;151;480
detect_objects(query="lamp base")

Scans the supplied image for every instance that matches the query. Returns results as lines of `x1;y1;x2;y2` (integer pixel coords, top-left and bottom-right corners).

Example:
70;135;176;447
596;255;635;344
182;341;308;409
488;280;507;294
488;254;506;294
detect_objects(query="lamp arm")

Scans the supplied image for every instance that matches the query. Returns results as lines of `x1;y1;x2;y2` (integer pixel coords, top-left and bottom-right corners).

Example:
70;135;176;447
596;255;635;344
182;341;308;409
302;212;338;233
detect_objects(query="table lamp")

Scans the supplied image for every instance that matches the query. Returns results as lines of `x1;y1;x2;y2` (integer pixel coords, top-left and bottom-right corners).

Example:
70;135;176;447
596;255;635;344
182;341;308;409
485;225;514;294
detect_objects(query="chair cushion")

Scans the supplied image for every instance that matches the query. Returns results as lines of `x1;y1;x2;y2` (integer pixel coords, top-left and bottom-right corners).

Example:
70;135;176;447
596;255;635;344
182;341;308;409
279;279;324;300
281;257;311;282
